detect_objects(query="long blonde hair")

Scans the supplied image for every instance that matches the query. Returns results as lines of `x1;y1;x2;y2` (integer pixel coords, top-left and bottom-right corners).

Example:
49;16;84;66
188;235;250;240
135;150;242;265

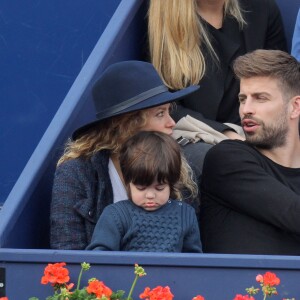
57;108;198;200
148;0;246;90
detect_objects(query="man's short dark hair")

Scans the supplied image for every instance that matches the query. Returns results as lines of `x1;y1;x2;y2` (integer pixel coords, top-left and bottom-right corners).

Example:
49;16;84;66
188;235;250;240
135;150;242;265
233;49;300;99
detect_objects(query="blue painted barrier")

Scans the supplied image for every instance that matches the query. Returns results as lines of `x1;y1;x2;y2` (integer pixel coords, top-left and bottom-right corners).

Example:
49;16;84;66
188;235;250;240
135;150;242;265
1;250;300;299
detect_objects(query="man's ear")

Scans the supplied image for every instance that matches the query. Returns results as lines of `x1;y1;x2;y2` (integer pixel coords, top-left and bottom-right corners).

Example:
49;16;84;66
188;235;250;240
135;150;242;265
290;95;300;119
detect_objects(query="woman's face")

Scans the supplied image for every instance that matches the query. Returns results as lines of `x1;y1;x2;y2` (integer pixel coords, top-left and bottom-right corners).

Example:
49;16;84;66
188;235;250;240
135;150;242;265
141;103;175;135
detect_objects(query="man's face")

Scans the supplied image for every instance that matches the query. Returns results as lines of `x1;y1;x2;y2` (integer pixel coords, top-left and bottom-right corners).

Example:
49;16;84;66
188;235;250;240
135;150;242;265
238;76;289;150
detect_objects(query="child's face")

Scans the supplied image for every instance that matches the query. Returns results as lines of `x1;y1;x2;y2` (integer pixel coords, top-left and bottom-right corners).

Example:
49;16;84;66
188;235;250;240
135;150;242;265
129;181;170;211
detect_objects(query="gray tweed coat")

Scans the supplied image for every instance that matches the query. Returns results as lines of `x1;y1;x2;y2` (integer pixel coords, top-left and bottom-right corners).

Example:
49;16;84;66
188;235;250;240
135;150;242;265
50;150;113;249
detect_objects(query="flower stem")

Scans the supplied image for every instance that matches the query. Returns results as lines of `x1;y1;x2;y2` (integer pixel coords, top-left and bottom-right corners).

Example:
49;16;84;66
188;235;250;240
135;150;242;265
76;266;84;290
127;274;138;300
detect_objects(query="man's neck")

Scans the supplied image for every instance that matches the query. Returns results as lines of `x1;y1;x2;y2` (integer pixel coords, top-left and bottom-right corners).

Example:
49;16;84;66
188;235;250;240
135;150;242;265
259;137;300;168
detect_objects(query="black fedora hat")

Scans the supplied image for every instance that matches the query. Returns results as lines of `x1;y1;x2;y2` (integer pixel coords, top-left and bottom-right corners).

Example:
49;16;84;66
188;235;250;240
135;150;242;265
72;60;199;140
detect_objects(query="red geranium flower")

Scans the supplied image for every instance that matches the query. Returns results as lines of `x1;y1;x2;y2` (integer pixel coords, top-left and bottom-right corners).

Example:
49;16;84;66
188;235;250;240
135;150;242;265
254;271;280;297
140;285;174;300
261;272;280;286
86;279;113;299
41;262;70;286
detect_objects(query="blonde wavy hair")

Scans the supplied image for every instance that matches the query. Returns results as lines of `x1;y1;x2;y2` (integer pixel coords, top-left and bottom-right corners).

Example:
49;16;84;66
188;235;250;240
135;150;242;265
148;0;246;90
57;108;198;200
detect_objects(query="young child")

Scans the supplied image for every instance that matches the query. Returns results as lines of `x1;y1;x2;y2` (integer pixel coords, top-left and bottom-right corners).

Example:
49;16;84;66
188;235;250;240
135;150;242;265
86;131;202;252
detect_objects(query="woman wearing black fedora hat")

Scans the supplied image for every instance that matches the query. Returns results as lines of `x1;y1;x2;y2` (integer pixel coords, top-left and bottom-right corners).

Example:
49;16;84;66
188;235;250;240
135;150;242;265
50;60;200;250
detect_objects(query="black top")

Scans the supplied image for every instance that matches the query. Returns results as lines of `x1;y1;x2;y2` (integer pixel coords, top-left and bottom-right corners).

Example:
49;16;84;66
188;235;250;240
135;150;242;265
172;0;287;132
200;140;300;255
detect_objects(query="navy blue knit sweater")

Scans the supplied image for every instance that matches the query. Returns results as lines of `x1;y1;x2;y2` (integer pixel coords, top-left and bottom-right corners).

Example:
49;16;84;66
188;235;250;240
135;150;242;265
86;199;202;252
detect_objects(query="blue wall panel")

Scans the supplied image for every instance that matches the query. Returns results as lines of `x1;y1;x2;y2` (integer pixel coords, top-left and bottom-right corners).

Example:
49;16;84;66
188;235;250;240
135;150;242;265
0;0;121;205
0;0;148;249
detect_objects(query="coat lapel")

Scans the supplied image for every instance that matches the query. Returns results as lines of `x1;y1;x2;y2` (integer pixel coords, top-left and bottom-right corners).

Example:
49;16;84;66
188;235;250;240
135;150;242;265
240;0;264;51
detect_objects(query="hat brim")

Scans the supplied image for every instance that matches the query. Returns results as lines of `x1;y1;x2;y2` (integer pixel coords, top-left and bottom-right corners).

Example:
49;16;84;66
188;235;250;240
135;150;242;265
72;85;200;140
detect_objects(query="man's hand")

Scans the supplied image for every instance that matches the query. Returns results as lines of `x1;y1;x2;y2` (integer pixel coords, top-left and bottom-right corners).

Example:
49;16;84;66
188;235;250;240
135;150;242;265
223;130;245;140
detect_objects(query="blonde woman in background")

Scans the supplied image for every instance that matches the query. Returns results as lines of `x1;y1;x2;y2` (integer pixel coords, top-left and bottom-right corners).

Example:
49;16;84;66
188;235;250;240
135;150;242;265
148;0;287;176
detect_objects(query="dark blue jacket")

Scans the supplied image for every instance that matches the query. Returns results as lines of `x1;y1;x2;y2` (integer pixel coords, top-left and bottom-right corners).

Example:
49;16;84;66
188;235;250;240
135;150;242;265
87;200;202;253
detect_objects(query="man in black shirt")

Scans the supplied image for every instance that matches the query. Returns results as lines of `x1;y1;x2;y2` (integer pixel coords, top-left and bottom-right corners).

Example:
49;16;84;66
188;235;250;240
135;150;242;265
200;49;300;255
